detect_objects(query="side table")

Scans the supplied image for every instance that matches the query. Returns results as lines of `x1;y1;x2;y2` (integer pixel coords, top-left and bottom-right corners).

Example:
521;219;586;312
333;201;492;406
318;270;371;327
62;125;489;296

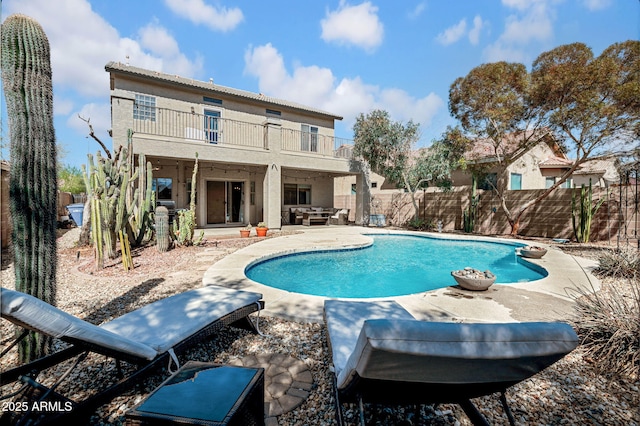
126;361;264;426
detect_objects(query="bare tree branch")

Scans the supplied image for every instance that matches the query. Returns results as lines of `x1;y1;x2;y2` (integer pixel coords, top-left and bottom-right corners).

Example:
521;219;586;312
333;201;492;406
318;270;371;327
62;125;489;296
78;115;111;159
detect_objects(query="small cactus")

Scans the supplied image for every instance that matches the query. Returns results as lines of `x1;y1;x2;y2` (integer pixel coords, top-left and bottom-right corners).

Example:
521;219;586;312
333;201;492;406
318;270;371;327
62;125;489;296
155;206;170;252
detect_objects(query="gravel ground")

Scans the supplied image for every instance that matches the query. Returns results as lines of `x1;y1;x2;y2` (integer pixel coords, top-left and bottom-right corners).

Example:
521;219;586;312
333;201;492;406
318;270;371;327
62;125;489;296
1;230;639;425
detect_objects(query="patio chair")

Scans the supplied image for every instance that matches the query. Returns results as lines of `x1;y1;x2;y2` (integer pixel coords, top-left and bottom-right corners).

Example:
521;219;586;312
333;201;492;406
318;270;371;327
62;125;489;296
0;285;264;425
324;299;579;426
329;209;350;225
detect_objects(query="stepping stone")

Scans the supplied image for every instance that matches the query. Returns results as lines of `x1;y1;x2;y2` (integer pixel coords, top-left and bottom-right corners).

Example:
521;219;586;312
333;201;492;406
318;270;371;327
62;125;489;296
231;353;312;420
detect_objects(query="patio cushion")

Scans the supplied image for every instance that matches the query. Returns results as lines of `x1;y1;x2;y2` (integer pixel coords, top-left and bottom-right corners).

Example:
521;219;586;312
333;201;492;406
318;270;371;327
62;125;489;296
1;288;158;361
102;285;262;353
323;299;415;384
339;319;579;389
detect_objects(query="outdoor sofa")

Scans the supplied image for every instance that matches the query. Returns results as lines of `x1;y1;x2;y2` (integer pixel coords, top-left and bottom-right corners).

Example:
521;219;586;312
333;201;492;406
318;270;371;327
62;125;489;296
0;285;264;425
324;299;579;426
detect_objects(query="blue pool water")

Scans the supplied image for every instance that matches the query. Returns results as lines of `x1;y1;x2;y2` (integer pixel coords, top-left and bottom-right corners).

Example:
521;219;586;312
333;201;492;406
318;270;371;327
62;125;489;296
245;234;547;298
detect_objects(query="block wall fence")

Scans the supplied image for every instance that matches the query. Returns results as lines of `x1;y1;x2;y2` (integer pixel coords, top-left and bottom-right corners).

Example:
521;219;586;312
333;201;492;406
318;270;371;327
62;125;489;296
336;185;639;245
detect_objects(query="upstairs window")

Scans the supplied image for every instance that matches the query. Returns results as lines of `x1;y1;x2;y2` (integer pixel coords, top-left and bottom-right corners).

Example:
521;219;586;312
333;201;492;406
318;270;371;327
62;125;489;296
133;94;156;121
203;96;223;105
301;124;318;152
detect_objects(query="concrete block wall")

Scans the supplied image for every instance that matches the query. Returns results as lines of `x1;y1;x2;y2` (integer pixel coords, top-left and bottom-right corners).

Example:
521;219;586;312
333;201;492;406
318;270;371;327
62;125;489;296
338;186;638;243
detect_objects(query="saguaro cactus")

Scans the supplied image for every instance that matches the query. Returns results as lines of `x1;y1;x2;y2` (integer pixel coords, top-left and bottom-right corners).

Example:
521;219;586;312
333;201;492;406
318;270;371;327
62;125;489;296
1;14;57;362
155;206;170;252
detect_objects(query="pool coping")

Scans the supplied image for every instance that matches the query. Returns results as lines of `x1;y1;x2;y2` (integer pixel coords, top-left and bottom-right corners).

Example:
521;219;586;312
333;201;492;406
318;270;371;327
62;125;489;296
202;226;600;323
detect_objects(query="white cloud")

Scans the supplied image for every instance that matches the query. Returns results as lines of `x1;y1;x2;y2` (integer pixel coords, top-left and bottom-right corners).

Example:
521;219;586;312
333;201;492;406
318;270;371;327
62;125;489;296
436;15;486;46
483;0;556;62
501;0;532;11
582;0;612;11
468;15;486;45
164;0;244;32
436;19;467;46
408;2;427;20
243;43;443;131
321;1;384;52
68;103;112;137
501;3;554;45
3;0;203;99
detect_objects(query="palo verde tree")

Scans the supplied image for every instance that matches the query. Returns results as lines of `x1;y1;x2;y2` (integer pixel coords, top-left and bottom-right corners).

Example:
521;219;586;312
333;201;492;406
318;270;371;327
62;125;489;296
449;40;640;236
353;110;461;220
1;14;57;362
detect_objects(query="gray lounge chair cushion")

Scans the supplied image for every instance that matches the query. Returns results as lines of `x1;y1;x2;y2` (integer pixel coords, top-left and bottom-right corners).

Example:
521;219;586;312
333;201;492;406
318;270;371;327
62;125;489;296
1;288;157;360
323;299;415;383
102;286;262;353
339;319;579;389
2;285;263;361
324;299;579;390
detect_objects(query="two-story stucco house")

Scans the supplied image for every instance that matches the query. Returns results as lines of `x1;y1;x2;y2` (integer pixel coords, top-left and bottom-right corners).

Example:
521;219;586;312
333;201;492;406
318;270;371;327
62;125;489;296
106;62;368;229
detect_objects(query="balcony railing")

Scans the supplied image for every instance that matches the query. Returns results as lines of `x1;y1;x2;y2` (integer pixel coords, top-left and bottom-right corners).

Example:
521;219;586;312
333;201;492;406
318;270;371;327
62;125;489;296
133;107;353;158
282;128;353;158
134;108;266;149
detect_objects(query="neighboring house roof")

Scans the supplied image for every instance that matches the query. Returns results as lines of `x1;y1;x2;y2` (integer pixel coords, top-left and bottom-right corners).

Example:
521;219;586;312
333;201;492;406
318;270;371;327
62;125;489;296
573;157;619;183
538;156;574;168
464;130;562;163
105;61;343;121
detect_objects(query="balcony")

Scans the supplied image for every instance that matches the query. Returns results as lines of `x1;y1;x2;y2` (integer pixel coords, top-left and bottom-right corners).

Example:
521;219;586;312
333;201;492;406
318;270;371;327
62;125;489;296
132;107;353;158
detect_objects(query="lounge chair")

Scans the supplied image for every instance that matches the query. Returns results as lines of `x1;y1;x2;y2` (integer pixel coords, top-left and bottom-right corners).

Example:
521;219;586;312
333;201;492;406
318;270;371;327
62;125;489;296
0;285;264;425
324;299;579;426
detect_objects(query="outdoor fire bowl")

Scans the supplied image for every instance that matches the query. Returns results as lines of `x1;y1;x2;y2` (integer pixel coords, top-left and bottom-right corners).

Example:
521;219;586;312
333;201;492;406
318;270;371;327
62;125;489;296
451;268;496;291
519;246;547;259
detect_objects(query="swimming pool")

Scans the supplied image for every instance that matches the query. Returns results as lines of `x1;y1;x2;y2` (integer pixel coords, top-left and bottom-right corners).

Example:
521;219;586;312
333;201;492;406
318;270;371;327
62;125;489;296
245;234;547;298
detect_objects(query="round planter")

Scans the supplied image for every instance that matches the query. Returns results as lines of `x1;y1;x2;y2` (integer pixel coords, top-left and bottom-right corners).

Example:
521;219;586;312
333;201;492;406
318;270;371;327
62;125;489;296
240;229;251;238
256;227;268;237
451;268;496;291
519;246;547;259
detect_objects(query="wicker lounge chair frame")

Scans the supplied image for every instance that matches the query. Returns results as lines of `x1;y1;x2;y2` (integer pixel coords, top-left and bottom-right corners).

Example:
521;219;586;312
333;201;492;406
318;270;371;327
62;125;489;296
324;299;579;426
0;286;264;425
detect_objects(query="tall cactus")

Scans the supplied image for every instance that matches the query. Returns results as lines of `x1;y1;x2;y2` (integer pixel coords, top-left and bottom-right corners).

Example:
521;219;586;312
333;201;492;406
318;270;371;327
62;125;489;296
83;136;154;270
572;179;607;243
173;153;203;246
155;206;170;252
1;14;57;362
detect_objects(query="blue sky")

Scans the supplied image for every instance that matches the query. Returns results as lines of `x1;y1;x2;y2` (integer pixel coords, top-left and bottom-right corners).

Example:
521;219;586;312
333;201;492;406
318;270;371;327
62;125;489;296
1;0;638;168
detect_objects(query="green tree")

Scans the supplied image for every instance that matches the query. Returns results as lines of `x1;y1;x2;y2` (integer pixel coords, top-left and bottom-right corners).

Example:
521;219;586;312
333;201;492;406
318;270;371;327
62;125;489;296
353;110;460;220
448;41;639;236
58;164;86;194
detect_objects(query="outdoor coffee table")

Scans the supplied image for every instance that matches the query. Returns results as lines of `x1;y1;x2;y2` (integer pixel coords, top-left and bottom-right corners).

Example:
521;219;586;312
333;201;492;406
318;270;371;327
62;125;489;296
126;361;264;425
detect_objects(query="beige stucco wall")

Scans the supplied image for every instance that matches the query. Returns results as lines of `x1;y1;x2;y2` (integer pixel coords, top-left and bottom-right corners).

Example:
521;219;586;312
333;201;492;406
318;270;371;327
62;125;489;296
451;142;568;190
109;68;365;228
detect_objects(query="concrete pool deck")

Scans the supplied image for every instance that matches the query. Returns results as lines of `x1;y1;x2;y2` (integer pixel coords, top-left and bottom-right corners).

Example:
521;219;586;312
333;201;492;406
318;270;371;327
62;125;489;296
201;226;599;324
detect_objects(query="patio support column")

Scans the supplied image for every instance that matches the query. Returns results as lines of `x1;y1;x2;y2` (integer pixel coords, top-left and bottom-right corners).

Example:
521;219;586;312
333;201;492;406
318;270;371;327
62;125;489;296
355;171;370;225
263;118;282;229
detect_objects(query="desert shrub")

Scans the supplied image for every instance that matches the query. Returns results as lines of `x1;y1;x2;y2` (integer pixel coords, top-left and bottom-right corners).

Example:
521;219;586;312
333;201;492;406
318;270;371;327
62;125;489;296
573;249;639;379
405;217;434;231
596;248;640;278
